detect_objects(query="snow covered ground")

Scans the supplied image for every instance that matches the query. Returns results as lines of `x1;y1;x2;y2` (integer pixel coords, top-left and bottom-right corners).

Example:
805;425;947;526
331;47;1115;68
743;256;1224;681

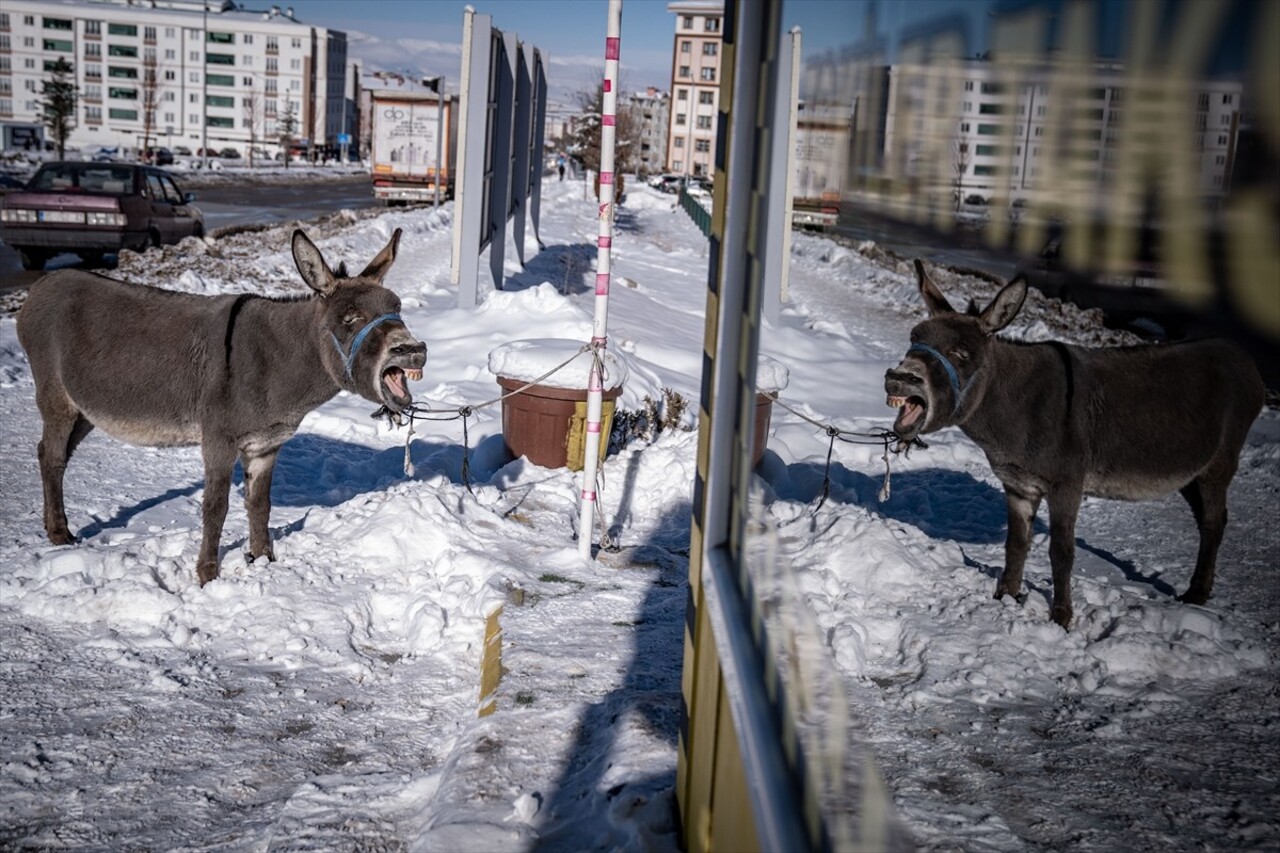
1;175;1277;851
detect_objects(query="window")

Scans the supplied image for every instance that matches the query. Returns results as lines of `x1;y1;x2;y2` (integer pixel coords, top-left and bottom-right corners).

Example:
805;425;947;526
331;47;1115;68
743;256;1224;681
189;50;200;61
206;115;234;128
165;49;175;60
699;91;714;105
979;103;1002;115
682;15;693;28
975;144;999;156
267;36;278;50
109;87;137;99
207;94;234;108
243;34;253;44
108;66;138;79
189;71;200;83
696;115;712;129
677;88;688;101
1223;93;1234;105
206;53;235;65
43;17;73;30
207;73;235;86
1197;92;1210;110
674;137;684;148
108;44;137;57
109;107;138;120
207;31;234;44
1218;135;1228;145
977;123;1000;136
266;57;278;73
85;43;102;57
1221;113;1232;126
704;18;720;32
695;139;710;152
700;67;716;82
964;81;974;91
86;64;102;79
86;105;102;121
675;113;686;125
678;65;690;78
44;39;74;52
673;159;683;170
144;26;155;40
290;58;301;70
291;37;301;48
973;165;997;176
681;41;691;53
108;23;137;36
84;84;102;100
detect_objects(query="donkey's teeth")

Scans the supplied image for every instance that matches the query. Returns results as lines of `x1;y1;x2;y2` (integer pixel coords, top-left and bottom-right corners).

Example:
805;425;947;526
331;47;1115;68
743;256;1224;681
407;369;422;381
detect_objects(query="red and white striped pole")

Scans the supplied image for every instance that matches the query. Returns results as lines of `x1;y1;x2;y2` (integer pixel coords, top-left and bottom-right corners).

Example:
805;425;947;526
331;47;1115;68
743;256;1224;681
578;0;623;560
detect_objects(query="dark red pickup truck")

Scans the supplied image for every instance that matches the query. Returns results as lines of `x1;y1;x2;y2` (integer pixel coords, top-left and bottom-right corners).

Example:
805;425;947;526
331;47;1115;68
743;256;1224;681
0;161;204;270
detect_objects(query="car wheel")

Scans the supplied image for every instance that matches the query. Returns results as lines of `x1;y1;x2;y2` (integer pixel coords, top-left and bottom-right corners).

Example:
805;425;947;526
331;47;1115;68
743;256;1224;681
192;222;205;240
17;248;49;271
148;229;162;250
81;251;107;268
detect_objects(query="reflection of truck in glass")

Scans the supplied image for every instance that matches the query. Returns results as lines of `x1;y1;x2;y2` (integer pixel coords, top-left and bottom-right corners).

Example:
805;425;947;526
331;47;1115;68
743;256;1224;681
791;103;850;231
370;91;458;205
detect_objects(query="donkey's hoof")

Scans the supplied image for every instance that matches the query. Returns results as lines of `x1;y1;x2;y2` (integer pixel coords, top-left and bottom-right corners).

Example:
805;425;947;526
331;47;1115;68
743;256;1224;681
48;530;77;546
1177;589;1210;606
197;563;219;586
1050;605;1073;630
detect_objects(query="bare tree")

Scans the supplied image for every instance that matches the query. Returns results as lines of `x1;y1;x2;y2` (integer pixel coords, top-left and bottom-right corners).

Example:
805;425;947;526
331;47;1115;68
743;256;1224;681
278;98;298;169
565;73;640;195
951;129;971;211
139;55;161;161
242;83;263;167
40;57;77;159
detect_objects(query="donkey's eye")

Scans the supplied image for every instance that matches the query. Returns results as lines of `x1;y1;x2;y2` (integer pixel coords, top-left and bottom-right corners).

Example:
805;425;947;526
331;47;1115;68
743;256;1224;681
342;313;363;326
951;348;969;363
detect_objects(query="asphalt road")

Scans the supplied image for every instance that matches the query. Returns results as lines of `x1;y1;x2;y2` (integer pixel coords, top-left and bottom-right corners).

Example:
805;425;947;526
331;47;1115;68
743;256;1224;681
0;175;376;292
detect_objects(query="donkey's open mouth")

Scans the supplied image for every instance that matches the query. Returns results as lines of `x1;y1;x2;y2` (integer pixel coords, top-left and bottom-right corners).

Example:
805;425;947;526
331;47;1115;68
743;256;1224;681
381;363;424;410
887;393;928;440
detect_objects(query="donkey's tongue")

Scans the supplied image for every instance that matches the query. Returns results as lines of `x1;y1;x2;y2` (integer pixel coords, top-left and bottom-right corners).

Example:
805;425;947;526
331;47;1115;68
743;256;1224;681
384;369;407;399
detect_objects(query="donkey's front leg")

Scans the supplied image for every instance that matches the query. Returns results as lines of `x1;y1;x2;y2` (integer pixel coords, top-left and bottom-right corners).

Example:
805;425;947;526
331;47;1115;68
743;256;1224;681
197;438;238;585
1046;487;1083;629
241;447;280;563
996;486;1041;601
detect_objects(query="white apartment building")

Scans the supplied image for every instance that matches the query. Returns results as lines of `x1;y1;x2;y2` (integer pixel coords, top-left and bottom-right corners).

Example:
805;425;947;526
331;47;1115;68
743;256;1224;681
0;0;348;157
883;61;1242;204
624;86;669;177
665;1;723;178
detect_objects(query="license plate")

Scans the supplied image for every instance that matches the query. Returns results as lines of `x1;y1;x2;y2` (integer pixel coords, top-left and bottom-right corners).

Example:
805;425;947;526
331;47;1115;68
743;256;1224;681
39;210;85;223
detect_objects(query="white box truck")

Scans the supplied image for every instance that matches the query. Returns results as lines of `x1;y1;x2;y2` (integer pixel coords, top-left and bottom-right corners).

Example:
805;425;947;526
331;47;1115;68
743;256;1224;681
791;104;850;231
370;91;457;205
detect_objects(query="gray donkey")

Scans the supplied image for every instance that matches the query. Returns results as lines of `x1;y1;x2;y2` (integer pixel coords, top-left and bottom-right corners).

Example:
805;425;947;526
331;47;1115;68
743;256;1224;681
18;228;427;585
884;260;1264;629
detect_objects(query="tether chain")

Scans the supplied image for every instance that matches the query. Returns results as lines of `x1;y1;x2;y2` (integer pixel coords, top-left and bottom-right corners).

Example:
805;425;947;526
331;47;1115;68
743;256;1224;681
767;393;925;512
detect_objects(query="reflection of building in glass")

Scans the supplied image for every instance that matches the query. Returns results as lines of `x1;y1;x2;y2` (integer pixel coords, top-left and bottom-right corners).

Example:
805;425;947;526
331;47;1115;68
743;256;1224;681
883;61;1243;204
664;1;724;178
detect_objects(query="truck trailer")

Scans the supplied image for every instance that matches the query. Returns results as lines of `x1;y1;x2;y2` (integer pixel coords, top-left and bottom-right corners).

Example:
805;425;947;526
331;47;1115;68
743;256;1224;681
370;91;458;205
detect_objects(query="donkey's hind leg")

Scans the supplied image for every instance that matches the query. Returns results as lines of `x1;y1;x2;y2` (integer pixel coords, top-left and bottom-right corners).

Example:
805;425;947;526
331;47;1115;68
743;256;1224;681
36;404;95;546
1177;472;1230;606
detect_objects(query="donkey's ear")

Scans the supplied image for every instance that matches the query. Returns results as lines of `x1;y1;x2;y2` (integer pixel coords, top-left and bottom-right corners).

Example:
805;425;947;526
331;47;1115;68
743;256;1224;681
979;274;1028;335
292;229;338;297
357;227;402;285
915;259;955;316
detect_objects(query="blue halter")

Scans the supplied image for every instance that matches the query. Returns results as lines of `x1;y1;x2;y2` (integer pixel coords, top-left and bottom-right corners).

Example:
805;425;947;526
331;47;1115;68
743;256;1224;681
331;313;402;380
909;342;972;415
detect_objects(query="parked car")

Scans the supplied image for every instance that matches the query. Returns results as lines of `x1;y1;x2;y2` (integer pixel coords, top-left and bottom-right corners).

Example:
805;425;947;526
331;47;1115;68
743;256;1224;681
219;147;242;159
0;161;203;271
964;194;988;206
144;147;174;166
173;145;193;156
649;174;683;194
0;174;27;195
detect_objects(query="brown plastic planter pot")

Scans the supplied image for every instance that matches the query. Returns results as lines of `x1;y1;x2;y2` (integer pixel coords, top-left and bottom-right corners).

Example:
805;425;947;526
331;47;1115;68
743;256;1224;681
497;377;623;471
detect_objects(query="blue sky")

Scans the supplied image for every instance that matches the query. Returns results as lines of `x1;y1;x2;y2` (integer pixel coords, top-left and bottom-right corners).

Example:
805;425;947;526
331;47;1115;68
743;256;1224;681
273;0;962;97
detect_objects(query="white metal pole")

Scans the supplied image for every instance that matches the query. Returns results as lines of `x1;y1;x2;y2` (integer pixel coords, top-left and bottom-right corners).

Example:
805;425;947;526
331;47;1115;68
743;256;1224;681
577;0;622;560
201;3;209;169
